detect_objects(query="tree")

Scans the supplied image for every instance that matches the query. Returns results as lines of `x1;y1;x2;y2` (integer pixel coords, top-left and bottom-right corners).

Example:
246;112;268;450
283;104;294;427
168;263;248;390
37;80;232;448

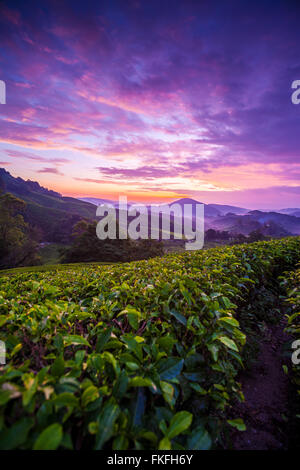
131;238;164;260
205;229;218;241
0;193;40;268
232;233;247;244
60;220;164;263
247;230;269;243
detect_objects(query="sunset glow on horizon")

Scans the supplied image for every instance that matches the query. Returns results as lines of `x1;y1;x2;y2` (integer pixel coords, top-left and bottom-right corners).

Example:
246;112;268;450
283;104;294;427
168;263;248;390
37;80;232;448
0;0;300;210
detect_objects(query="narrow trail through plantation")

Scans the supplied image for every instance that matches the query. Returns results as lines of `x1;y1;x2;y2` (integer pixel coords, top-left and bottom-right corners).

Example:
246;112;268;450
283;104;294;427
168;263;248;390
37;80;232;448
232;318;292;450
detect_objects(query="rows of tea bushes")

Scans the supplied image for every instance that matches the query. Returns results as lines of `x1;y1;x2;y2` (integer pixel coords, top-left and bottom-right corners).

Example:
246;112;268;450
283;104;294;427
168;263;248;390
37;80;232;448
280;267;300;422
0;237;299;450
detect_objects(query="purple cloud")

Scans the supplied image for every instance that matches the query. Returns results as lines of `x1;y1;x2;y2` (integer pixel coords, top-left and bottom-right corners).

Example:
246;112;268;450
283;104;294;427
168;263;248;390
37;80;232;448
37;167;63;175
5;149;69;164
0;0;299;207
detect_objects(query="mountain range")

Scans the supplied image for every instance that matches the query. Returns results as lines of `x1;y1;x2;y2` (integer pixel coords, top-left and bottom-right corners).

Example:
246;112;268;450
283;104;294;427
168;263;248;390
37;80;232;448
79;196;249;217
206;211;300;236
1;168;300;241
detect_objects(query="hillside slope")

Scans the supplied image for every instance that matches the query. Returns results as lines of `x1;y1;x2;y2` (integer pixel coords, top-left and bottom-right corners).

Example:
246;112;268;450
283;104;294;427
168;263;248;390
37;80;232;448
0;168;96;242
206;211;300;236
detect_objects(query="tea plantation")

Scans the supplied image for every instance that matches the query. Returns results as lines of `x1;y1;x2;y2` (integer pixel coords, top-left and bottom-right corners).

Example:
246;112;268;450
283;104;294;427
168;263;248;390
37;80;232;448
0;237;299;449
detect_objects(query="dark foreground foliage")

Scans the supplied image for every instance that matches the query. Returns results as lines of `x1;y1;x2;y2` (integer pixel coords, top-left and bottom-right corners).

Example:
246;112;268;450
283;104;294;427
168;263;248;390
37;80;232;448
280;267;300;436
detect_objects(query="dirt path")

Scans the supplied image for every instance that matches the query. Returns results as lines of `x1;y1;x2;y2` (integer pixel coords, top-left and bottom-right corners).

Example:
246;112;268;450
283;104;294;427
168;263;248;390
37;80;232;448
231;319;292;450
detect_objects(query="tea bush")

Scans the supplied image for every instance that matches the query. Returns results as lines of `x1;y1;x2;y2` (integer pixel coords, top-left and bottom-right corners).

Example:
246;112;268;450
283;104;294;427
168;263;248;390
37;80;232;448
280;267;300;424
0;237;299;449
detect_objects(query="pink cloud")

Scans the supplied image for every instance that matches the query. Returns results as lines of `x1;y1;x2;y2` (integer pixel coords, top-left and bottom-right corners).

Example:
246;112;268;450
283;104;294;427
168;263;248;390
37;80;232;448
0;1;299;208
37;167;63;175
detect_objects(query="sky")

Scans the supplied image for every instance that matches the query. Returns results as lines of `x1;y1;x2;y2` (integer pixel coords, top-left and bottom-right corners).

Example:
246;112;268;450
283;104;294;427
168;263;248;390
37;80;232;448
0;0;299;209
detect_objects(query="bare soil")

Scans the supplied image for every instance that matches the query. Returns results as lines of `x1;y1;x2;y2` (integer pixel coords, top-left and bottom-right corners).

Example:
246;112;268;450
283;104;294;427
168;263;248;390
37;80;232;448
231;318;294;450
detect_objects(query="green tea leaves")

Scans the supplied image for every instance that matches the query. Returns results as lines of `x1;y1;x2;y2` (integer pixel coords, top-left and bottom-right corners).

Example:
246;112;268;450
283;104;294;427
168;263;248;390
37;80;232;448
217;336;239;352
227;418;246;431
63;335;91;347
158;358;184;380
1;237;300;449
166;411;193;439
33;423;63;450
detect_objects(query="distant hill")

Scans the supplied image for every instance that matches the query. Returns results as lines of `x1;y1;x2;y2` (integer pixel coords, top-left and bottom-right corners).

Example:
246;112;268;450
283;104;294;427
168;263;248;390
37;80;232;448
162;198;248;217
277;208;300;217
207;210;300;236
206;203;249;216
78;197;119;206
290;211;300;218
248;210;300;234
2;169;299;242
77;195;300;238
0;168;96;242
79;196;249;218
165;197;218;217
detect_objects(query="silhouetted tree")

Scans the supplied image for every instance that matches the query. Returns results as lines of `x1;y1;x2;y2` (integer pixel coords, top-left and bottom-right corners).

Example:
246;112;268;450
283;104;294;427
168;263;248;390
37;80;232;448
232;233;247;244
0;193;40;268
60;220;164;263
247;230;269;243
205;229;218;241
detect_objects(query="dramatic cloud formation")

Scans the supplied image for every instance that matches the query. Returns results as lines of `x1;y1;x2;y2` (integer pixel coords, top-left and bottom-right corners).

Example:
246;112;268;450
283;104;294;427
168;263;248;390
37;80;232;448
0;0;299;208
